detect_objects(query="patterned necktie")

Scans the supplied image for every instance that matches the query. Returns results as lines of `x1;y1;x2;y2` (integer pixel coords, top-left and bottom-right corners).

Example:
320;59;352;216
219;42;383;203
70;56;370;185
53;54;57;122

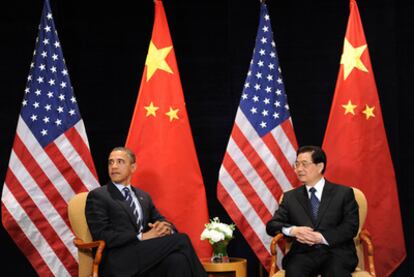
309;187;320;220
122;187;142;230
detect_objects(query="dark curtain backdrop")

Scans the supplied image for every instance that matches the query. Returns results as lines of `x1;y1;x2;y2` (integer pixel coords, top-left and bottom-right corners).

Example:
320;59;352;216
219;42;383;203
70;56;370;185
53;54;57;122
0;0;412;276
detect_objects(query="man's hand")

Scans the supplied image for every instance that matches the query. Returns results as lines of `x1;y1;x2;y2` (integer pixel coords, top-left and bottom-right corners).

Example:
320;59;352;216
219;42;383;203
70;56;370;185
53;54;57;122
290;226;323;245
142;221;173;240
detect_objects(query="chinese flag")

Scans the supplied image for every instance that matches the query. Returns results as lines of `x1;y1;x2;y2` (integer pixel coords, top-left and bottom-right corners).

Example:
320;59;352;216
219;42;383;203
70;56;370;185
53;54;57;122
125;0;211;258
322;0;406;276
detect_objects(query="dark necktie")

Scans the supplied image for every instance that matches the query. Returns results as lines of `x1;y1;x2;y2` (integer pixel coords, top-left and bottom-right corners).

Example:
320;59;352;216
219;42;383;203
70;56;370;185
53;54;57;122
122;187;142;230
309;187;320;220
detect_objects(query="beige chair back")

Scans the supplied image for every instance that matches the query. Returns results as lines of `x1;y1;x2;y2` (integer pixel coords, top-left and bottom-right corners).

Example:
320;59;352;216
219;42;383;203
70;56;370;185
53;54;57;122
352;187;368;271
68;192;94;277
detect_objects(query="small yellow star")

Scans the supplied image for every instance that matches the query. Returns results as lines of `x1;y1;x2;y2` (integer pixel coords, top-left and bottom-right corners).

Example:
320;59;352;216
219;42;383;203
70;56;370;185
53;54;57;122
165;107;179;122
145;41;173;81
340;38;368;80
144;102;159;117
362;105;375;119
342;100;357;115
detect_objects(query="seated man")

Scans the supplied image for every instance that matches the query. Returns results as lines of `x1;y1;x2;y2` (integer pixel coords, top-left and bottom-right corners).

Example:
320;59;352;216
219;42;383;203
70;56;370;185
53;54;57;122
266;145;359;277
85;146;207;277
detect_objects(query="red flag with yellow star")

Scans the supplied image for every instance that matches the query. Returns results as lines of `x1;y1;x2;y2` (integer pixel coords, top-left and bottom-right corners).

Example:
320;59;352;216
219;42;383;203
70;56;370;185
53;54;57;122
322;0;406;275
125;0;210;258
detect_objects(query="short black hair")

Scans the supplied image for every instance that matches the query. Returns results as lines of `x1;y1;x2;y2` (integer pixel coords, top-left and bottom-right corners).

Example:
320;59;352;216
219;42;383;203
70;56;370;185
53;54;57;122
110;146;136;164
297;145;327;174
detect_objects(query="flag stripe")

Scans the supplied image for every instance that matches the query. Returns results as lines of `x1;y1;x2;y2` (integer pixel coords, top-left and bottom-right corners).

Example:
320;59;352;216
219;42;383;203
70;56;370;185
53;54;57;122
16;117;76;202
232;124;285;199
225;136;278;215
2;186;74;276
217;180;272;265
235;109;294;192
9;136;69;224
222;153;273;221
65;122;99;182
6;152;77;257
5;170;78;270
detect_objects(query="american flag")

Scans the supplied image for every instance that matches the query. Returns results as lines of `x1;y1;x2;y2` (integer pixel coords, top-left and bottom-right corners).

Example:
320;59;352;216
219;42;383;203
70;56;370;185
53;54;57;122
1;0;99;275
217;3;299;270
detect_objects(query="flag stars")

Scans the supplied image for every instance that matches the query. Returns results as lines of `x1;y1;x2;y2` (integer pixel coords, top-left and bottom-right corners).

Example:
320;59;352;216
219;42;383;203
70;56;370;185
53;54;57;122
266;75;273;81
144;102;159;117
273;112;279;119
37;76;44;83
25;87;30;94
145;41;173;81
50;66;57;73
260;121;267;128
43;117;50;123
43;38;49;45
252;95;259;102
52;54;58;61
259;49;266;56
256;72;262;79
254;84;261;90
22;100;28;106
262;26;269;32
265;86;272;93
41;52;47;58
54;41;60;48
34;89;41;96
242;93;248;100
27;75;32;81
30;114;38;121
342;100;357;115
45;104;51;111
262;110;269;116
61;69;68;76
57;106;64;113
285;104;290;110
69;109;76;116
41;129;48;136
362;105;375;119
341;38;368;80
33;102;40;108
268;63;275;70
44;25;51;32
263;98;270;104
277;78;283;84
264;14;270;21
275;101;281;107
55;119;62;126
250;107;258;114
244;82;250;88
70;96;77;103
257;60;264;67
58;94;65;101
47;91;54;98
165;107;179;122
60;81;67;88
275;89;282;95
270;52;276;58
48;79;55;86
47;12;53;20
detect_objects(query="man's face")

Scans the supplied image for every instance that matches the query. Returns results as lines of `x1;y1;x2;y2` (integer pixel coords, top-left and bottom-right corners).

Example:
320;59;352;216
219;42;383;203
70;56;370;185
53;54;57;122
108;150;136;185
294;152;323;186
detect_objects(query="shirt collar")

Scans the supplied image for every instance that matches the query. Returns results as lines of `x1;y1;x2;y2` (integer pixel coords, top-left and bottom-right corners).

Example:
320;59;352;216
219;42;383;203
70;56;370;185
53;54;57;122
305;177;325;194
113;182;131;195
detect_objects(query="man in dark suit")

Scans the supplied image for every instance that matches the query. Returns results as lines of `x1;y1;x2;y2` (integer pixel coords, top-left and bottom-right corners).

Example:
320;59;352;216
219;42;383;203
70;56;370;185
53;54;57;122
85;147;207;277
266;145;359;277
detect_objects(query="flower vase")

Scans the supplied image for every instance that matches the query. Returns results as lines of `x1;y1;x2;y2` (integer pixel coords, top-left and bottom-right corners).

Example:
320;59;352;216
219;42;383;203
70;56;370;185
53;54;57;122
211;240;230;263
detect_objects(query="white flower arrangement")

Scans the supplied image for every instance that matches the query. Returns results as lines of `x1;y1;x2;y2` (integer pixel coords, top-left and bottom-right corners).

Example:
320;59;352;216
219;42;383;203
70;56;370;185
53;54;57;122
200;217;235;244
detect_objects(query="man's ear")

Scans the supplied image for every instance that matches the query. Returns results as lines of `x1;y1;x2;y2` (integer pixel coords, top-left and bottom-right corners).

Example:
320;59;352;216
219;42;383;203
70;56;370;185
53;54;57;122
317;162;324;174
131;163;137;173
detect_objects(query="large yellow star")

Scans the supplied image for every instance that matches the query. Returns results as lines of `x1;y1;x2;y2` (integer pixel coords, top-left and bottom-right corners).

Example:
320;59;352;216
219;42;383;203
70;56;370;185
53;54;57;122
362;105;375;119
145;41;173;81
342;100;357;115
340;38;368;80
144;102;159;117
165;106;179;122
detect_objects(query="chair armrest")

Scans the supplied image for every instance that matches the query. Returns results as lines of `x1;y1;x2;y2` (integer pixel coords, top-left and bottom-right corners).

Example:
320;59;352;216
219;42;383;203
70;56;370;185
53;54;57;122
73;238;105;277
269;233;284;276
359;229;376;277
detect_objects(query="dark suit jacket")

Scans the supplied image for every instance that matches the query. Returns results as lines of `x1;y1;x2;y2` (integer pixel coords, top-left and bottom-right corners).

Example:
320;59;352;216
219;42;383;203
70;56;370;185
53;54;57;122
85;182;173;276
266;181;359;268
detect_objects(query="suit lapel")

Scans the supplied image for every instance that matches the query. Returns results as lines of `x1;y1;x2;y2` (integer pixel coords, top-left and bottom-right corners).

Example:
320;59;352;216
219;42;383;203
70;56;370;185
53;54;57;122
315;181;335;226
107;182;139;231
295;185;314;224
